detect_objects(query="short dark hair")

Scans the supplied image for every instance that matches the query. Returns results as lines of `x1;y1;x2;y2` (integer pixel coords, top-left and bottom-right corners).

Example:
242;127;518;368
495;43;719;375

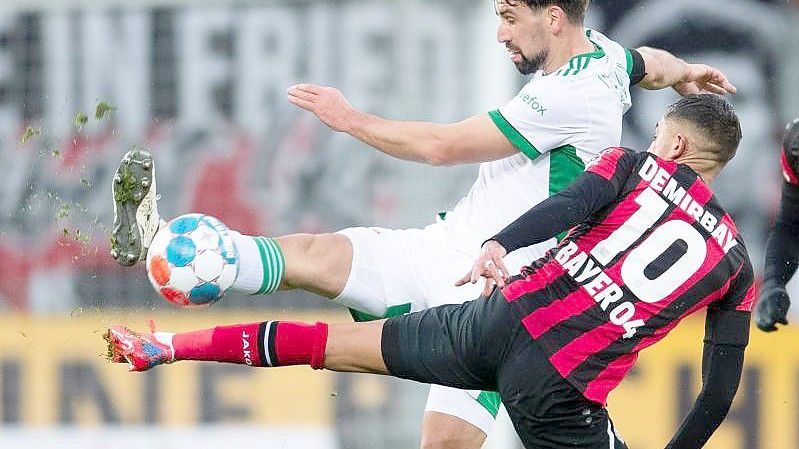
665;94;742;164
498;0;590;24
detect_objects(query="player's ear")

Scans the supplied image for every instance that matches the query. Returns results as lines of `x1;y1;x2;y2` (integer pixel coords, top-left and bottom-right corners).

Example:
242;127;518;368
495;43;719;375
668;133;688;160
547;6;566;32
674;134;688;159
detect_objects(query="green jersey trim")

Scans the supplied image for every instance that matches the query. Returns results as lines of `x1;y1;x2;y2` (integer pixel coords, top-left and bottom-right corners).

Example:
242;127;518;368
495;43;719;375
488;110;541;161
582;29;607;60
349;302;412;322
549;145;586;241
554;36;606;77
476;391;502;417
624;48;634;77
580;42;606;60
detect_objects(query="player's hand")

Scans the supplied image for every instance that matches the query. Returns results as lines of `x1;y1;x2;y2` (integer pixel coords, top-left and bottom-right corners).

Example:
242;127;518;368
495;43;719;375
755;285;791;332
456;240;510;297
673;64;737;96
287;84;357;132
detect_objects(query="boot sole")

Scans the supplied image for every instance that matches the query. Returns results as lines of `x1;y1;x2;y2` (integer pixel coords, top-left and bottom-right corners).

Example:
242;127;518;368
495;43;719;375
111;149;155;266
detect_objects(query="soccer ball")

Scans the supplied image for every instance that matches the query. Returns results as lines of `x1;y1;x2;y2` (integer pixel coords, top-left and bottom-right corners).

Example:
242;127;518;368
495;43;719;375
146;213;239;307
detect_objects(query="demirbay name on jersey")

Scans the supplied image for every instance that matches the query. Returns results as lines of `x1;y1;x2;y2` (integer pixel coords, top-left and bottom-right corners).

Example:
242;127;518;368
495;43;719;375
553;155;740;340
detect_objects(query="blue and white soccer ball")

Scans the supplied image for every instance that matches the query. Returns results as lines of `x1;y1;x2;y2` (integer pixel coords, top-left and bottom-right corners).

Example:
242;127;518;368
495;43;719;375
146;213;238;307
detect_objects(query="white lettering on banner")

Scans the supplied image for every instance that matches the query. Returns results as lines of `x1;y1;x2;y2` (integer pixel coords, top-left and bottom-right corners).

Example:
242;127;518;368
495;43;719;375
81;10;151;136
237;8;301;132
342;4;395;115
0;4;476;310
0;3;475;295
0;5;466;136
180;8;237;132
39;10;151;135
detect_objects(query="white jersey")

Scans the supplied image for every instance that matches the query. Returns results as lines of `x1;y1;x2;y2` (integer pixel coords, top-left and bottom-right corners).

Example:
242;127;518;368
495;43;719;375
442;29;636;266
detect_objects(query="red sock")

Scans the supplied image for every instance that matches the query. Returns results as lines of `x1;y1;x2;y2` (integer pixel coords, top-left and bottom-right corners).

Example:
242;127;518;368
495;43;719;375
171;321;328;369
173;322;263;366
272;321;328;369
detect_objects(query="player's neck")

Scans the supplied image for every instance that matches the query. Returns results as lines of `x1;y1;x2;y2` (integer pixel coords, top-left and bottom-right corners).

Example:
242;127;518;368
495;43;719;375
697;171;715;185
544;28;593;74
677;156;720;185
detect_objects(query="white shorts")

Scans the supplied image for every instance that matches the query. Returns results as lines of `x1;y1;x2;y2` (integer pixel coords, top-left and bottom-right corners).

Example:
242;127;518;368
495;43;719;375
335;223;533;435
424;386;500;437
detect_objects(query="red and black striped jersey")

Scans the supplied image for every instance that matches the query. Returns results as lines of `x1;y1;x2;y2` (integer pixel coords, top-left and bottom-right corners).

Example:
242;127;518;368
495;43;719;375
500;147;755;405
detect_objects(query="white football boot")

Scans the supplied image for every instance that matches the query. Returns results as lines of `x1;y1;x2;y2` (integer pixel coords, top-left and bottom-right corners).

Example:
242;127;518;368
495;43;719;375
111;148;162;266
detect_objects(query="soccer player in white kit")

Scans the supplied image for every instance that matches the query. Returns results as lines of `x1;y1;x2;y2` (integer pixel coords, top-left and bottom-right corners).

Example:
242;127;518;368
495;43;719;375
110;1;737;448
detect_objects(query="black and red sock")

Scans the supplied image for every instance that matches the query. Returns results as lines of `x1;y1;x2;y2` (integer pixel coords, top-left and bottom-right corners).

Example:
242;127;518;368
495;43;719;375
171;321;328;369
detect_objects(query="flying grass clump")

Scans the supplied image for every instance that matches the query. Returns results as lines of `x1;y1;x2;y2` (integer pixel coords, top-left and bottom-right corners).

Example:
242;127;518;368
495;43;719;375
95;101;116;121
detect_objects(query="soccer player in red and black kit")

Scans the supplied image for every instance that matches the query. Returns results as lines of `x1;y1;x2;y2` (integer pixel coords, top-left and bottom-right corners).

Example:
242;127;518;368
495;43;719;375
755;118;799;331
106;94;751;449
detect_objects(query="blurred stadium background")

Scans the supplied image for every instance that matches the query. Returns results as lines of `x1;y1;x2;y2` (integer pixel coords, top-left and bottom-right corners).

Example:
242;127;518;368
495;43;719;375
0;0;798;448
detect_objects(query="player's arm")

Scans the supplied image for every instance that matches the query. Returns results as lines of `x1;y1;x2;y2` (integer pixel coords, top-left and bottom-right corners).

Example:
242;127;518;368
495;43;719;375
665;260;754;449
665;308;749;449
634;47;737;96
459;148;634;291
757;120;799;331
490;172;614;252
287;84;517;166
755;181;799;331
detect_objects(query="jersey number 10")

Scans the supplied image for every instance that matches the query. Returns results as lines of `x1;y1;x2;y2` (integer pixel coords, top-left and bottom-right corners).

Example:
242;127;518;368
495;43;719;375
590;188;706;304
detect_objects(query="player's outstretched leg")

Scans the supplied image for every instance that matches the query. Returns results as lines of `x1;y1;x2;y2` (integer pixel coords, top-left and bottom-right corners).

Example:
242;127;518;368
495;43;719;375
230;232;354;298
145;219;356;303
104;319;386;373
111;148;162;266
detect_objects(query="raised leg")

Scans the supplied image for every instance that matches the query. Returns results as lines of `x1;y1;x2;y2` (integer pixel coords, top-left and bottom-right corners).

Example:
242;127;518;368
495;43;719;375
275;233;353;298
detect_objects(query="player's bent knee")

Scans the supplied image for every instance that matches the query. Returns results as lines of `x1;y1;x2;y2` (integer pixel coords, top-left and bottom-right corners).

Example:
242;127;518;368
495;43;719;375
280;233;353;297
420;432;485;449
420;412;486;449
302;233;352;279
306;233;352;261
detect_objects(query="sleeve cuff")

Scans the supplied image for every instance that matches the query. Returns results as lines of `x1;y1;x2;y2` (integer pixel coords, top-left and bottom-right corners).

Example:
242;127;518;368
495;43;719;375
488;109;542;161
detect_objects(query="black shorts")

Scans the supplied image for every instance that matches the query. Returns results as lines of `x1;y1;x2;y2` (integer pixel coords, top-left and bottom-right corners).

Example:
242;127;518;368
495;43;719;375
381;291;628;449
